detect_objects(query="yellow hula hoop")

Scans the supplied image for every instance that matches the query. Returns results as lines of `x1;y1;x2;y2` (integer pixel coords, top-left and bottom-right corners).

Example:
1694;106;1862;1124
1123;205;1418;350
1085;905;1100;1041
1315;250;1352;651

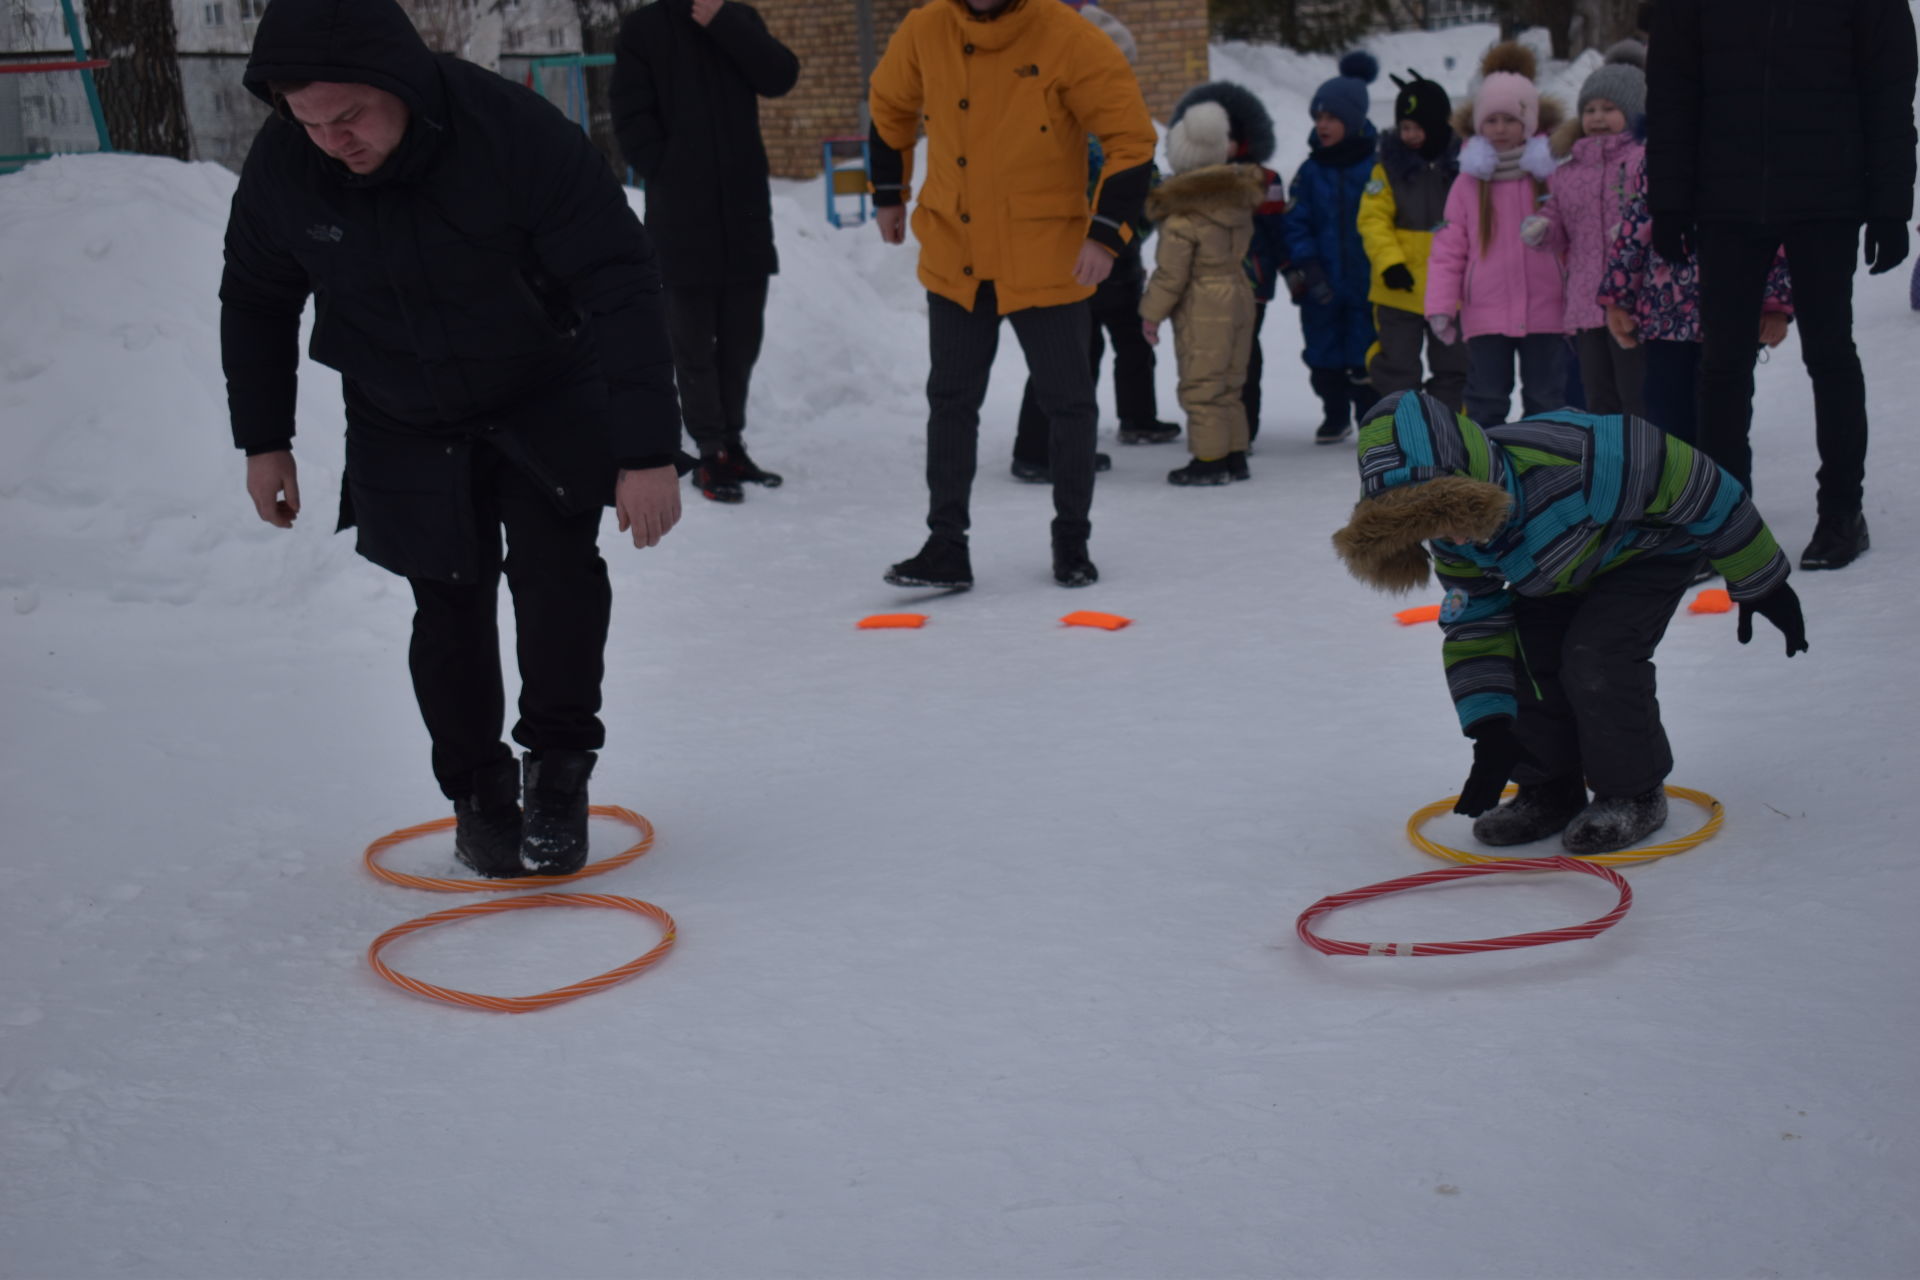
1408;784;1725;868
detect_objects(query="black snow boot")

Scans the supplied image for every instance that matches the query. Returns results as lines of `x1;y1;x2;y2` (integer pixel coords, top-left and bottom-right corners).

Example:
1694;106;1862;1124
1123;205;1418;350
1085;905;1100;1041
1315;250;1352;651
454;758;527;879
720;440;783;488
1471;777;1589;848
694;453;744;504
1117;418;1182;445
522;749;596;876
1563;788;1669;856
1052;536;1098;587
1226;450;1250;481
1168;456;1233;486
1011;453;1111;484
885;537;973;590
1798;512;1868;570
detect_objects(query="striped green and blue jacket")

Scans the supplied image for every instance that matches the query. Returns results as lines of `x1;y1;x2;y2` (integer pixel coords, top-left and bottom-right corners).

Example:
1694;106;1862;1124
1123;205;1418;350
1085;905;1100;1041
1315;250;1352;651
1356;392;1791;732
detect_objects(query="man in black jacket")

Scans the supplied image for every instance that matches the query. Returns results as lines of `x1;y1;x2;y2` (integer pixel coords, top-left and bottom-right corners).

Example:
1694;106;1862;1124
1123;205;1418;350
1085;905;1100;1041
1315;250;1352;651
1647;0;1918;570
220;0;685;879
610;0;799;504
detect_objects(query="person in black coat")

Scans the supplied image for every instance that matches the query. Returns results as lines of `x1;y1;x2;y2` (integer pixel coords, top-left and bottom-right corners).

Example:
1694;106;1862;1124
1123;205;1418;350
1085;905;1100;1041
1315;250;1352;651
219;0;685;879
1647;0;1918;570
610;0;799;504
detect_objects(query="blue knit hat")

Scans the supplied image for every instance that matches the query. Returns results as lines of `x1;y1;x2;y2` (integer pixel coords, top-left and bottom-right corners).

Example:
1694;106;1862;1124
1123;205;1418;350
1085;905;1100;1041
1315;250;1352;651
1310;51;1379;138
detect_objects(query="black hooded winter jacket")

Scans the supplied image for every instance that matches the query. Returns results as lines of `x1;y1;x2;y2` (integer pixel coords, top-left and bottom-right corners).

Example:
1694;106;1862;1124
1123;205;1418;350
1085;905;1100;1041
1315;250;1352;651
219;0;682;582
1646;0;1918;224
609;0;798;288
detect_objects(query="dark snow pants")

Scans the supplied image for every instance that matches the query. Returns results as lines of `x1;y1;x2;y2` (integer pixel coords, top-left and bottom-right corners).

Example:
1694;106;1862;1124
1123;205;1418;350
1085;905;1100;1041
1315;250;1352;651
1509;554;1700;800
1465;333;1567;427
666;278;769;455
1368;305;1469;412
1696;219;1867;516
408;442;611;801
1013;258;1158;462
1643;339;1702;446
925;283;1096;545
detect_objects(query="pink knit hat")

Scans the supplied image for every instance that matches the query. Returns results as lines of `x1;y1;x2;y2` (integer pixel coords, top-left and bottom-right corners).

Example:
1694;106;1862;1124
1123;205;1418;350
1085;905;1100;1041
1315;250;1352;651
1473;70;1540;136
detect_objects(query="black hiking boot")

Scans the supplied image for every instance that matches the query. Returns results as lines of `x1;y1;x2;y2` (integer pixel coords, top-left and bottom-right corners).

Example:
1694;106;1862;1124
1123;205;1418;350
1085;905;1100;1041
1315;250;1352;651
1471;777;1589;848
1168;456;1233;486
1117;418;1182;445
453;758;527;879
1563;787;1669;855
1011;454;1111;484
885;538;973;589
694;454;744;504
1052;536;1098;587
1227;450;1250;481
720;441;783;488
1315;420;1355;445
522;749;596;876
1799;512;1869;570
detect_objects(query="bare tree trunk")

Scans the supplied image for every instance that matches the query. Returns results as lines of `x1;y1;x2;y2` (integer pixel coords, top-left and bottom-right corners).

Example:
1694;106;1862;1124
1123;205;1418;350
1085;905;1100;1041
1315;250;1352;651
88;0;190;159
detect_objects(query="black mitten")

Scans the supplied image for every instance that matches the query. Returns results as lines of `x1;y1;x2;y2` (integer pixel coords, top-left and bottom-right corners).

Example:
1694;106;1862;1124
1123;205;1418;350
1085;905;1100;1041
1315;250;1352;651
1864;219;1910;275
1737;583;1808;656
1382;263;1416;292
1455;719;1523;817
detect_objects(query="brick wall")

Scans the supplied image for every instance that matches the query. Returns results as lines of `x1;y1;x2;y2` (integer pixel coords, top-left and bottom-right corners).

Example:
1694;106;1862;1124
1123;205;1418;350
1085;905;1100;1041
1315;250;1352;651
755;0;1207;180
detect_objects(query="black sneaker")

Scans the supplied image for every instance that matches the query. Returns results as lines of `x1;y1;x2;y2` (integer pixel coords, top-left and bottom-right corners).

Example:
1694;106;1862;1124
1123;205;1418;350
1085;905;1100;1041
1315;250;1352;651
885;538;973;589
1799;512;1869;570
1052;537;1098;587
1011;454;1112;484
522;749;596;876
1471;777;1588;847
1314;421;1354;446
1563;788;1669;856
453;758;527;879
1226;451;1250;481
694;455;744;504
1117;419;1182;445
720;441;783;488
1168;456;1233;486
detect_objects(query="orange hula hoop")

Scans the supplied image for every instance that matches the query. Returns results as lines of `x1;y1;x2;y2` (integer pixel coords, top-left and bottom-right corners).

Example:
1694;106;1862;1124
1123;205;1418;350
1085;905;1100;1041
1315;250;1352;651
366;892;678;1012
363;804;655;891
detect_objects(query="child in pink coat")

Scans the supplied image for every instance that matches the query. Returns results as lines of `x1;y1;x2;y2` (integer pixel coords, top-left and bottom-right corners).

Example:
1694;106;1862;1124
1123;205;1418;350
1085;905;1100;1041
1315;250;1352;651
1525;42;1648;415
1424;42;1567;427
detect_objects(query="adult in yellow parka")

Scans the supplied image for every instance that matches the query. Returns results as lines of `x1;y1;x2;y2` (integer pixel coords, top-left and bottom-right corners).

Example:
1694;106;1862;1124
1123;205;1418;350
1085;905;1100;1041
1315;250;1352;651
868;0;1156;591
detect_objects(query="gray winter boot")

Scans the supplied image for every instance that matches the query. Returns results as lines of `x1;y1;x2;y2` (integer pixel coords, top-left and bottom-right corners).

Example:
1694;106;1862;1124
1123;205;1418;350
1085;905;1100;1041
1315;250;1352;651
521;749;596;876
1471;777;1589;847
1562;788;1669;856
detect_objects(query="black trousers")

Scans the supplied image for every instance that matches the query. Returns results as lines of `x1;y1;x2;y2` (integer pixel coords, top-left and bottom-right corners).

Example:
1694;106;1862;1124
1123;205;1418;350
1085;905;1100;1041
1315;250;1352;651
1013;262;1157;461
408;443;611;800
926;282;1096;544
665;278;770;453
1242;301;1268;442
1510;554;1698;799
1643;339;1701;446
1696;219;1866;515
1465;333;1567;427
1575;325;1647;417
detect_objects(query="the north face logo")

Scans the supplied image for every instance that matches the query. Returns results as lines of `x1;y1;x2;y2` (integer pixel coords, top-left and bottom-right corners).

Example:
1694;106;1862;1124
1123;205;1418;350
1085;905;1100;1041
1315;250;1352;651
305;223;344;243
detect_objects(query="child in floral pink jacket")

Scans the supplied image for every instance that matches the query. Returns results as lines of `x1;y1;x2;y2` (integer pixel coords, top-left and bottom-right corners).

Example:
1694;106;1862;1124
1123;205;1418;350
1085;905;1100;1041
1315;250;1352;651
1525;43;1647;415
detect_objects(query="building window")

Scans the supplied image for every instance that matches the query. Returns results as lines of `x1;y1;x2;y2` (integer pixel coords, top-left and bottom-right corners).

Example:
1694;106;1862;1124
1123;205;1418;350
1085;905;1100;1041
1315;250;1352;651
547;26;562;47
240;0;265;19
204;2;224;24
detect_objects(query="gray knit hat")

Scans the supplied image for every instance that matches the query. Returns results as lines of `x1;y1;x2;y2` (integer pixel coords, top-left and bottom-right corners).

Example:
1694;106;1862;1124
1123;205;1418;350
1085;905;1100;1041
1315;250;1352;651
1579;40;1647;121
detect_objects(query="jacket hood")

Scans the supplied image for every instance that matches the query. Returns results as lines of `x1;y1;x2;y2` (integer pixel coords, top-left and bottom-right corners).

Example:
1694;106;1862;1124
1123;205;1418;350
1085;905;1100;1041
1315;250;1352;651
244;0;444;119
1145;162;1265;222
1330;391;1516;592
1378;128;1458;179
1551;116;1642;161
1169;80;1277;165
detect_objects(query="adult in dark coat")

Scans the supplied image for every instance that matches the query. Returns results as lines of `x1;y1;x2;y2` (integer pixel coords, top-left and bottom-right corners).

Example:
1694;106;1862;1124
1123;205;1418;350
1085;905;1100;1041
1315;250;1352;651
610;0;799;504
1647;0;1918;570
220;0;685;878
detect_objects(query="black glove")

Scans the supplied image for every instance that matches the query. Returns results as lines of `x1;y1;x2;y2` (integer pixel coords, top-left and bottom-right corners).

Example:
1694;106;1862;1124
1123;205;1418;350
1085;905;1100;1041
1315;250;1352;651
1864;219;1910;275
1651;215;1695;264
1737;582;1809;656
1454;719;1523;817
1301;261;1334;306
1382;263;1416;292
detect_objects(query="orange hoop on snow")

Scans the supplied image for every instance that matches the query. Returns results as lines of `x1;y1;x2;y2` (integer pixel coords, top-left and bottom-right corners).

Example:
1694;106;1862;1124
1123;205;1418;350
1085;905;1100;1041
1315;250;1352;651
363;804;655;891
366;892;678;1012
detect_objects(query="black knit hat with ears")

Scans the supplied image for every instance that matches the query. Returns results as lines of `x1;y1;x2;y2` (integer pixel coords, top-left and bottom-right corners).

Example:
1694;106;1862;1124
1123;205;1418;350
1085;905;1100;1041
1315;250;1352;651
1390;69;1452;142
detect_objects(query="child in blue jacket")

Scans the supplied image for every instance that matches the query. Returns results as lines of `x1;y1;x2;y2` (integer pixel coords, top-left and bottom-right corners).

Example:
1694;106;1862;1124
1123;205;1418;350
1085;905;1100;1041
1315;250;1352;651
1284;52;1381;444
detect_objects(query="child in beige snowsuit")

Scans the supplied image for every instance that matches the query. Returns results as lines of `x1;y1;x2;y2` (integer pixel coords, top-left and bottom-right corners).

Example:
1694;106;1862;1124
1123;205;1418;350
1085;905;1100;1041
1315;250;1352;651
1140;98;1266;485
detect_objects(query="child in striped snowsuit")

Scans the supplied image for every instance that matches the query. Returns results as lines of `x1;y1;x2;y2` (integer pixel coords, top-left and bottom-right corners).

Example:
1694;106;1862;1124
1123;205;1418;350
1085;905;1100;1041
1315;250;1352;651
1331;391;1807;855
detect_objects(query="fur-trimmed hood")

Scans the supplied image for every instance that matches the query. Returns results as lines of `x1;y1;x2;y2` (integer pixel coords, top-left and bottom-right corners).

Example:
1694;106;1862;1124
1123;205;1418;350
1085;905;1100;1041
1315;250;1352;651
1331;391;1517;592
1550;116;1644;161
1146;162;1266;224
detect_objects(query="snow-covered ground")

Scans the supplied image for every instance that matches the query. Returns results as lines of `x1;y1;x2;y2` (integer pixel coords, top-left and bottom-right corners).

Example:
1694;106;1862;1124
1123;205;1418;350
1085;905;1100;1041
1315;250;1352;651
4;23;1919;1280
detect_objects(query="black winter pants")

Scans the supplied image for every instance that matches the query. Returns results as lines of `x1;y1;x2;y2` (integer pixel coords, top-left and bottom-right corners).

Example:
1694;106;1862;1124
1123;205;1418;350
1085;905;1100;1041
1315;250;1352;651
1242;301;1268;442
665;278;769;454
1509;554;1699;799
1643;339;1701;445
408;443;611;801
1696;219;1866;515
1013;261;1158;461
926;283;1096;544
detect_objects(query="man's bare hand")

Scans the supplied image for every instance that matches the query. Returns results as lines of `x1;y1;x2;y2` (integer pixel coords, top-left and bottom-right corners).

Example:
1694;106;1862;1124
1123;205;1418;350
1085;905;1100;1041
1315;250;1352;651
1073;241;1115;287
615;465;682;549
246;450;300;528
876;204;906;245
690;0;723;25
